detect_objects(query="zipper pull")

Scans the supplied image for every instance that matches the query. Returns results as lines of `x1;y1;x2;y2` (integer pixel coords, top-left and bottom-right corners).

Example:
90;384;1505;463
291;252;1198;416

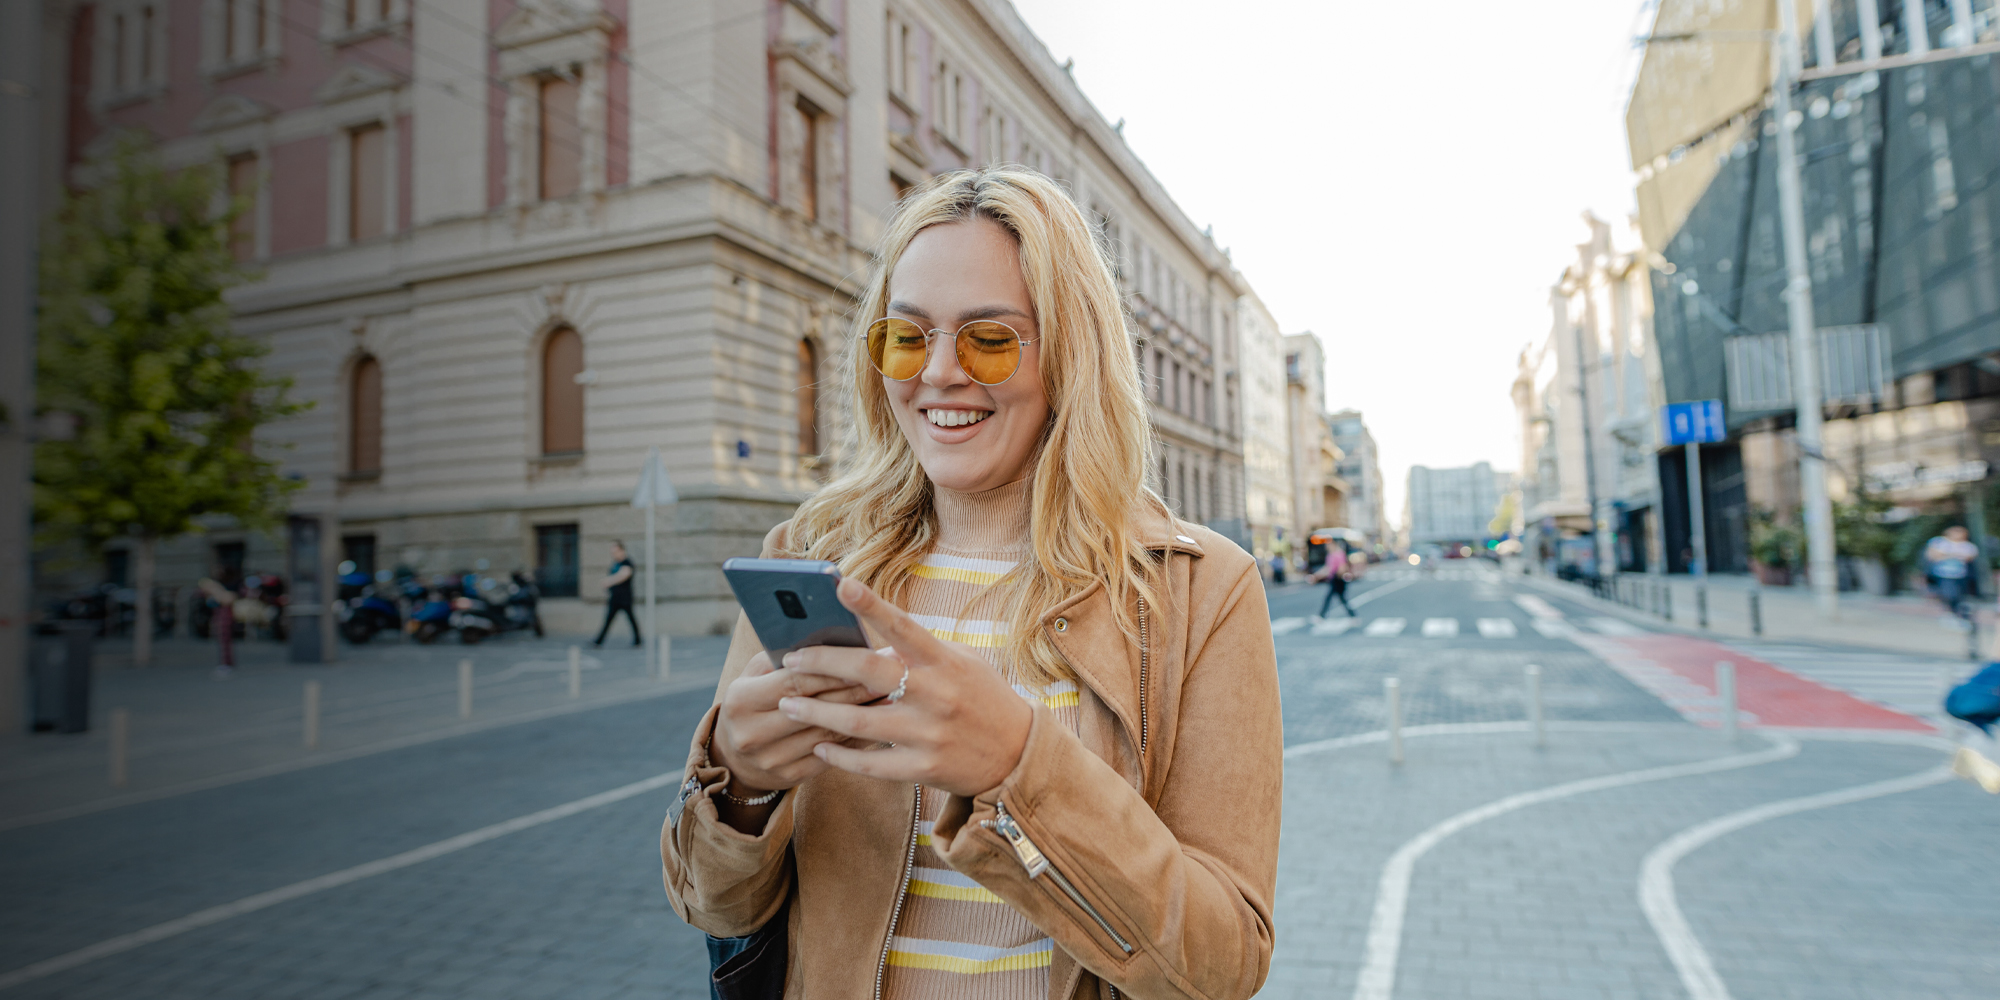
982;801;1050;878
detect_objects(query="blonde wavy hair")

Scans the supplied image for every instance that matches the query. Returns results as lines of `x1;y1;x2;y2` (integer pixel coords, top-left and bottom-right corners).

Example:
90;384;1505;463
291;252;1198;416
785;167;1168;687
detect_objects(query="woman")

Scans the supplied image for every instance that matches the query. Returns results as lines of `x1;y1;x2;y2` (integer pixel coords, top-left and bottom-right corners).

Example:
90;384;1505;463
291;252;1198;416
661;168;1282;1000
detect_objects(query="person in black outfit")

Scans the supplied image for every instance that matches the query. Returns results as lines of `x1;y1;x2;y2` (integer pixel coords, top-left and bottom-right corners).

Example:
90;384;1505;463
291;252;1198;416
593;540;641;647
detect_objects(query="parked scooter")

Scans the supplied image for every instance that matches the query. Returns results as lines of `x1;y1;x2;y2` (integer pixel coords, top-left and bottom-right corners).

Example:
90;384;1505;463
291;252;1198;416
502;570;544;637
407;577;456;644
334;562;402;644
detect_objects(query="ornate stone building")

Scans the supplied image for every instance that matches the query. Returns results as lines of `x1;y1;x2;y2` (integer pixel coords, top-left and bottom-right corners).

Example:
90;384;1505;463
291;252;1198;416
41;0;1255;634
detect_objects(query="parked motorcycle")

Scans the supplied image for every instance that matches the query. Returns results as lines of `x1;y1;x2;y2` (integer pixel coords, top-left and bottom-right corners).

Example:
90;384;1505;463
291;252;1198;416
407;577;456;644
334;564;402;644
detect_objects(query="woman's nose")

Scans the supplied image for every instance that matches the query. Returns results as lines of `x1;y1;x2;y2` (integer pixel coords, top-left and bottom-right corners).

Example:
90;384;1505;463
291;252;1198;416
920;331;969;387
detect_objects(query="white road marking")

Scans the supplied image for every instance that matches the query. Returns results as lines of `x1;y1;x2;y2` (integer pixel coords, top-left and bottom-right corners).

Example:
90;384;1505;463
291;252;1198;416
1638;764;1953;1000
0;769;685;991
1363;618;1408;637
1530;619;1578;639
1271;617;1309;636
1311;618;1361;636
1513;594;1565;619
1348;739;1800;1000
1476;618;1518;638
1420;618;1459;638
1583;617;1645;636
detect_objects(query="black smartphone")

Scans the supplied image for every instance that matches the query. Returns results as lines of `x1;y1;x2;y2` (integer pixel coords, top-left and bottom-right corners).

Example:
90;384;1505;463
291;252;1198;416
722;557;869;659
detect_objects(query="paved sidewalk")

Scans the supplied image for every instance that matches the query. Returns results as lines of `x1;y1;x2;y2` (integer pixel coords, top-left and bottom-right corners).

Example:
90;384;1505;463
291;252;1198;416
4;632;730;826
1260;726;1997;1000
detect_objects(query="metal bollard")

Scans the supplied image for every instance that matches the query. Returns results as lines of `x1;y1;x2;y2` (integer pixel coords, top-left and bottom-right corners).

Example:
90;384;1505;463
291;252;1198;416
568;645;582;699
1663;586;1674;623
109;708;130;787
1525;664;1545;747
1696;585;1708;629
1968;616;1982;662
1715;661;1737;741
303;680;321;749
659;634;673;682
1749;591;1762;636
459;659;474;719
1385;677;1404;764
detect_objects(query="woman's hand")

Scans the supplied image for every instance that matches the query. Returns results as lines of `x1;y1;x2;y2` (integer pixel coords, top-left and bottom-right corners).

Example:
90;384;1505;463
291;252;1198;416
776;578;1033;798
709;649;876;799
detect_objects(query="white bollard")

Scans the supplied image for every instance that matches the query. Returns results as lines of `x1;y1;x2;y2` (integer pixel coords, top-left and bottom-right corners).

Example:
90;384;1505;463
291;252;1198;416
303;680;321;749
658;633;673;682
568;645;582;699
459;659;474;719
1385;677;1404;764
109;708;130;787
1715;661;1737;741
1525;664;1545;747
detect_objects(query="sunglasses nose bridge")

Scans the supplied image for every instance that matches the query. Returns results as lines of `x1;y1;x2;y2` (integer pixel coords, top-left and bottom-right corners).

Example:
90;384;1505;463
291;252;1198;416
919;327;971;386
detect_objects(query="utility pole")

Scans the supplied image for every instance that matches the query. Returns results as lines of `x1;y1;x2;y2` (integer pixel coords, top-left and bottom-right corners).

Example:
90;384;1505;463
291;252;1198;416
1773;0;1839;618
1571;320;1604;578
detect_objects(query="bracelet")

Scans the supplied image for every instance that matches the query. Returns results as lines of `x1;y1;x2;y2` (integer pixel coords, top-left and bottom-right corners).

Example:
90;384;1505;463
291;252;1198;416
702;731;783;807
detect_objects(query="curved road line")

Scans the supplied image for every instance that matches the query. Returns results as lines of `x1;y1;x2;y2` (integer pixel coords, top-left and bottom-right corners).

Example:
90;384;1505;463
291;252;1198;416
1349;738;1802;1000
1638;763;1955;1000
0;770;683;992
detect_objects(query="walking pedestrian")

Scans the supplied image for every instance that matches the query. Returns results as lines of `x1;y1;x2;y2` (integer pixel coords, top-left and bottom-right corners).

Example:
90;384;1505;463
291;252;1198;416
1315;544;1355;617
662;168;1282;1000
1925;525;1980;627
592;540;641;647
198;576;236;678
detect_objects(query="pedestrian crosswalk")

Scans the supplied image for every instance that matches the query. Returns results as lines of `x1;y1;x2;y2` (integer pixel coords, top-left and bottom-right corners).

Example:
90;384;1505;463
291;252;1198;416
1727;642;1970;722
1274;613;1646;642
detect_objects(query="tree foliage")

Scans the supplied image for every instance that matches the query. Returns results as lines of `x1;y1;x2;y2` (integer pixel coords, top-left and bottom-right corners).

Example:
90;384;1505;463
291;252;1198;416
34;138;307;553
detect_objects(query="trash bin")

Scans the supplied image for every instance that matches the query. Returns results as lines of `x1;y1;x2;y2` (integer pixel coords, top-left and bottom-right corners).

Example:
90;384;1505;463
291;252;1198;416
31;621;94;734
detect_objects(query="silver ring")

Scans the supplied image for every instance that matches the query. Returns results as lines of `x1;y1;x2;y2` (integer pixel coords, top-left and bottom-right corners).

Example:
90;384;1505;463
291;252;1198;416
886;665;909;704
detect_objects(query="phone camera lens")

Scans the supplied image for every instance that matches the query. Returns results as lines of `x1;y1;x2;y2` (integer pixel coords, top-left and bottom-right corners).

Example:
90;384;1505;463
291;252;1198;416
775;590;808;620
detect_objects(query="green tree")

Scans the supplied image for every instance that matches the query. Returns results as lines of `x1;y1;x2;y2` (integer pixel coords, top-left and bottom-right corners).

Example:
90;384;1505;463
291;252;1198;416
1833;492;1896;562
35;139;306;667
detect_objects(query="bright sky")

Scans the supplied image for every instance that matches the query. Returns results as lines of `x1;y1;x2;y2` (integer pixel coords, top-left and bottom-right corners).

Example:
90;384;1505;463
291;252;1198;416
1008;0;1659;528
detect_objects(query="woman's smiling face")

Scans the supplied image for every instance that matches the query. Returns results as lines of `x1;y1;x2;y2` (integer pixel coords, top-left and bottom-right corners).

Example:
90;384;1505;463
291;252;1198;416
882;217;1050;493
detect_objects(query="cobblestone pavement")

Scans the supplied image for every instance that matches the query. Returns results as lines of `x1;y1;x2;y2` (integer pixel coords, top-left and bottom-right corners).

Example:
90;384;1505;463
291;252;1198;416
1260;568;2000;1000
3;570;1995;1000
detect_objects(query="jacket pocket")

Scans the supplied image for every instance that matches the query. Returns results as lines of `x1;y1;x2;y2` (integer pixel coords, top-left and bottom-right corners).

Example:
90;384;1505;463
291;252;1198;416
983;801;1135;956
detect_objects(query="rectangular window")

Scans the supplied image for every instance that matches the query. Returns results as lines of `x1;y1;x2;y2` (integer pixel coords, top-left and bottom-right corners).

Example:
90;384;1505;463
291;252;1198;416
223;0;268;62
342;535;377;580
539;75;582;201
227;153;259;261
213;541;246;586
536;524;581;598
796;97;820;221
349;124;386;242
934;60;963;144
345;0;392;31
886;16;911;97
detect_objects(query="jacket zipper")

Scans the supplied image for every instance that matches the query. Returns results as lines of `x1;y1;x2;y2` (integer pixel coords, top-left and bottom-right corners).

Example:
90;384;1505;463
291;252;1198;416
984;801;1135;955
1136;596;1150;758
873;783;922;1000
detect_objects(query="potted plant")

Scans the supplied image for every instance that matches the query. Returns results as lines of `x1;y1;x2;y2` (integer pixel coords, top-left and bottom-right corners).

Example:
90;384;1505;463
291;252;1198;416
1835;493;1897;595
1749;508;1803;586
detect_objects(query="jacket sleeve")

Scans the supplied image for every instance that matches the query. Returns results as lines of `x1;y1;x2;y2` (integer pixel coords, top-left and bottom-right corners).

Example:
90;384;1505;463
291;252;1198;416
931;559;1283;1000
659;525;797;938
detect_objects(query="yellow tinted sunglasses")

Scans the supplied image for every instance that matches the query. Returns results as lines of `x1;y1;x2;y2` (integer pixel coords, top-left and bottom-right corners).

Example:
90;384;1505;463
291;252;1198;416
865;317;1037;386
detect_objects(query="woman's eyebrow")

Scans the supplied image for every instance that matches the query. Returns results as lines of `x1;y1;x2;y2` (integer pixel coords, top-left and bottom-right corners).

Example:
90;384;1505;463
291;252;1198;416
887;301;1030;324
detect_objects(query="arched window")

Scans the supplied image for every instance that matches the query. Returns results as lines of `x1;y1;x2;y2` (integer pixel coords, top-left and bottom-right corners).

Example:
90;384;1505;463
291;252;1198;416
797;338;820;457
542;327;584;455
349;355;382;475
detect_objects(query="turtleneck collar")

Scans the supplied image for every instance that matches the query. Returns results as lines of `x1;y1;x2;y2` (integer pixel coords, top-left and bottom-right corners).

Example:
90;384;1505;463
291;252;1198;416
931;475;1034;556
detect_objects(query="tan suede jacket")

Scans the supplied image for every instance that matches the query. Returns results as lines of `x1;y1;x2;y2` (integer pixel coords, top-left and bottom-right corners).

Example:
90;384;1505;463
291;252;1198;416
660;513;1283;1000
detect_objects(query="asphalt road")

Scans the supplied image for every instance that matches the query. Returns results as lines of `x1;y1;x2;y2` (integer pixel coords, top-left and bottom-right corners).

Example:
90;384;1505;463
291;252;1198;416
2;563;1993;1000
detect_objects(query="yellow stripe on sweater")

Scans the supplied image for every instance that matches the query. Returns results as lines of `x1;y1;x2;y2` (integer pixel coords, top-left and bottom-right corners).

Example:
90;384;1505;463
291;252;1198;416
906;878;1007;904
909;563;1009;585
921;626;1005;648
886;949;1053;974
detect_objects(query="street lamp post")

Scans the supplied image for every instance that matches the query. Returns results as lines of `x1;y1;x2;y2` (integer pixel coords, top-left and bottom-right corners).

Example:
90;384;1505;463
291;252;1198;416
1772;0;1839;618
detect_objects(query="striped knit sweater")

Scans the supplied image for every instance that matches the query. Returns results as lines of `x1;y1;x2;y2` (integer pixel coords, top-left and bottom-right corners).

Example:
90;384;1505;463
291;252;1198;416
882;476;1077;1000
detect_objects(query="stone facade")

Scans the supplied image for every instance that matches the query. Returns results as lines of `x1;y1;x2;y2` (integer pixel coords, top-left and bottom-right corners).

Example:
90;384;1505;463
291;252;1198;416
41;0;1256;636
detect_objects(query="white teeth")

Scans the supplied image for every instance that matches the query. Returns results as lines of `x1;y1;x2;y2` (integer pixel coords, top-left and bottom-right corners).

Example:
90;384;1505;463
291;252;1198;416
925;409;991;428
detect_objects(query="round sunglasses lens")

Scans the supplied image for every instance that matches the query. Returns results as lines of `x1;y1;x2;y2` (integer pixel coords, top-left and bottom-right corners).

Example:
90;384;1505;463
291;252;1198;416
868;318;928;381
955;322;1022;384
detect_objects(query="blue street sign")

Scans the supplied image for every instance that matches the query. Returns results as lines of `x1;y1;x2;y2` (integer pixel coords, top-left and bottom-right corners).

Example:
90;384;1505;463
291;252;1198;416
1662;400;1726;445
